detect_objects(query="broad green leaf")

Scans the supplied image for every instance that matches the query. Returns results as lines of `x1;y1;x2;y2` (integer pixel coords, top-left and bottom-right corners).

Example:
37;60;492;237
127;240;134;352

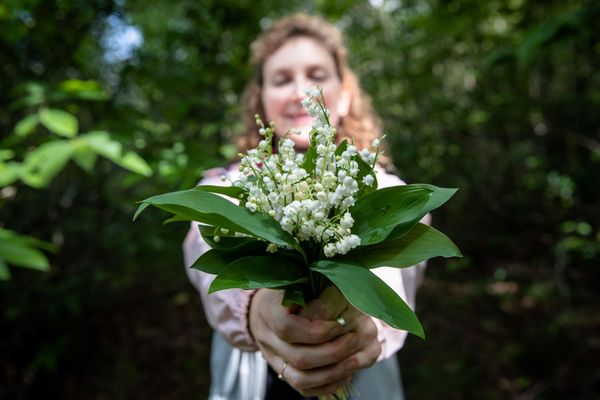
10;82;45;109
132;203;150;221
354;151;378;198
0;162;19;187
134;189;298;250
0;259;10;280
386;185;458;240
82;131;152;176
39;108;78;137
14;114;39;137
335;139;348;156
311;260;424;338
351;185;432;246
302;131;318;174
193;185;244;199
118;152;153;177
57;79;109;101
0;237;50;271
0;229;58;253
72;140;97;171
81;131;119;157
282;287;307;308
0;150;15;161
20;141;73;188
192;239;266;274
209;255;308;293
343;223;462;269
199;225;249;249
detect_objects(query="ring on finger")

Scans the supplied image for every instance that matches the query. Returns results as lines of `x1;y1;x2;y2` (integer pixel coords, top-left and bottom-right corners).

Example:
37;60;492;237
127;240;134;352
336;315;347;327
277;361;288;381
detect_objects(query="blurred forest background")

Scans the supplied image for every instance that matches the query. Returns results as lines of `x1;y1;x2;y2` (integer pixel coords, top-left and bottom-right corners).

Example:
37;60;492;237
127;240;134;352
1;0;598;399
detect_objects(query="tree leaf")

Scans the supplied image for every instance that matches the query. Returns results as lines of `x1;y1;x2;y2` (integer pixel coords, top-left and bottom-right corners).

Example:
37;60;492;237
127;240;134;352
82;131;152;176
57;79;109;101
209;255;308;293
0;162;19;187
19;141;73;188
0;236;50;271
0;259;11;280
311;260;424;338
134;189;298;250
342;223;462;269
39;108;78;138
72;140;97;172
14;114;39;138
350;185;432;246
118;151;153;177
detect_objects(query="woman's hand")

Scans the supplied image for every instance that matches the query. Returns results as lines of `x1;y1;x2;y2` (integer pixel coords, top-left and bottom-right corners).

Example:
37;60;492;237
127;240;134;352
300;286;382;382
248;287;382;397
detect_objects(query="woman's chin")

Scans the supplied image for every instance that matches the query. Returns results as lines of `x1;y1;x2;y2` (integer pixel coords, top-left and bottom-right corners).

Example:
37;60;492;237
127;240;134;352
276;125;311;150
290;133;310;151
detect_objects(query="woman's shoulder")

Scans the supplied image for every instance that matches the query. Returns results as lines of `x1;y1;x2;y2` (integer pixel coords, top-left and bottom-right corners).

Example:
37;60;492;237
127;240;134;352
199;162;241;185
375;164;406;188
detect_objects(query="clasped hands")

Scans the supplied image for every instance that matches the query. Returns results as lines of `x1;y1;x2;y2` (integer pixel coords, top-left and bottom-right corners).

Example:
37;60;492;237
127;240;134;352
249;286;382;397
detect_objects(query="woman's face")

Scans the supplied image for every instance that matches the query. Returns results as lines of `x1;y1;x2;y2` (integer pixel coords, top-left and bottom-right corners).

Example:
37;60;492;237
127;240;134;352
261;36;350;150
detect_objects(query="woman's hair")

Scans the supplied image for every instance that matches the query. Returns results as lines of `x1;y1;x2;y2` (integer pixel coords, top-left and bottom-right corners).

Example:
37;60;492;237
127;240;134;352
240;13;383;154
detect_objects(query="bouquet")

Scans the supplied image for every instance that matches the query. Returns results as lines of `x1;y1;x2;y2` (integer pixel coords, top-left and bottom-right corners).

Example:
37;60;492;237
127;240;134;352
134;87;461;398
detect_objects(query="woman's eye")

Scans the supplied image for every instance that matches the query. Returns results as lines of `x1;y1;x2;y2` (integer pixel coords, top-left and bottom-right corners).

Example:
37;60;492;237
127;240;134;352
272;75;290;86
310;72;328;82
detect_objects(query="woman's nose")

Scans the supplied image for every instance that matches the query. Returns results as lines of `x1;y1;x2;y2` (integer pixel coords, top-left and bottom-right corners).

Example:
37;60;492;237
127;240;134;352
292;76;307;100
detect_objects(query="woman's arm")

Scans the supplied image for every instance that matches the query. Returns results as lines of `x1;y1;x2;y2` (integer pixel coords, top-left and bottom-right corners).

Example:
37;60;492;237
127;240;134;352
182;168;260;351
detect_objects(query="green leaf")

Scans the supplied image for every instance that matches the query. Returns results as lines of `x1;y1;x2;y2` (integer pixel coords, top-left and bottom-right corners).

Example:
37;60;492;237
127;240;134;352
118;152;153;177
0;259;10;280
302;132;318;174
354;151;378;197
0;150;15;161
0;229;58;253
72;139;97;171
193;185;244;199
199;225;249;249
0;162;19;187
20;141;73;188
132;203;150;221
57;79;109;101
335;139;349;156
311;260;424;338
0;236;50;271
39;108;78;138
351;185;432;246
209;255;308;293
14;114;39;137
282;287;307;308
192;239;266;274
386;185;458;240
134;189;298;250
343;223;462;269
82;131;152;176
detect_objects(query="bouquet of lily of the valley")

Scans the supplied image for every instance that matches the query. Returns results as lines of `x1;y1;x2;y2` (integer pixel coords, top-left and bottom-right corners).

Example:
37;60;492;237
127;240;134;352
134;86;461;342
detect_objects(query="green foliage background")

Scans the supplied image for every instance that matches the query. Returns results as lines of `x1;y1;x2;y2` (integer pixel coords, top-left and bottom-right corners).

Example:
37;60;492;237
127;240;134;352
1;0;598;398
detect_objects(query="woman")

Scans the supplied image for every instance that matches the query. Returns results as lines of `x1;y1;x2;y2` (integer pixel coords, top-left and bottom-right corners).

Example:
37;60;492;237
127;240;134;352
183;14;426;399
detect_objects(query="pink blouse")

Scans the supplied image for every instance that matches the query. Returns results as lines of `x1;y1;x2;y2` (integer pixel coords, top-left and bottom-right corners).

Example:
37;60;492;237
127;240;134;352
183;165;428;360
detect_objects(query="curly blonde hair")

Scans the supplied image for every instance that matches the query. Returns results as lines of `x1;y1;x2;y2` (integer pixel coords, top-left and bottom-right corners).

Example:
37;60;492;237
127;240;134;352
240;14;385;159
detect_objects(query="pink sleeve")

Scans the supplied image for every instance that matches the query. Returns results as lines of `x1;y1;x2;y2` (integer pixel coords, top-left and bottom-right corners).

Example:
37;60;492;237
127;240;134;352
182;171;259;352
371;169;428;360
